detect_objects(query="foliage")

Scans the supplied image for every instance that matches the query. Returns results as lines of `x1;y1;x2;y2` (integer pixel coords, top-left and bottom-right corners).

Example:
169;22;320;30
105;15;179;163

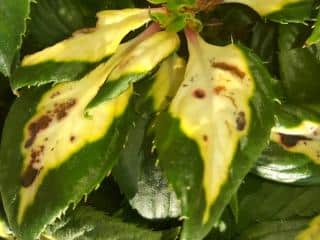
0;0;320;240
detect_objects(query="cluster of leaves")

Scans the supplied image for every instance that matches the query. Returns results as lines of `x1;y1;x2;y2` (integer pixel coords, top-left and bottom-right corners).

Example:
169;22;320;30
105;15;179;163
1;0;320;240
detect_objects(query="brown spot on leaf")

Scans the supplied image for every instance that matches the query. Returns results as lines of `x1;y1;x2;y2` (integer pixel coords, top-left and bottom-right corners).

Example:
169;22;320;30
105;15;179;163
53;99;76;120
212;62;245;79
21;166;40;187
50;91;61;99
279;134;310;148
213;86;226;95
203;135;208;142
25;115;52;148
193;89;206;99
236;112;246;131
70;136;76;142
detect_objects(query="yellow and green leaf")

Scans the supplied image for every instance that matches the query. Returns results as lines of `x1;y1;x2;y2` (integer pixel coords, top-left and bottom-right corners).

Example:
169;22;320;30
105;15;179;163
11;8;152;91
254;104;320;185
88;30;180;108
296;215;320;240
224;0;313;23
156;32;275;240
0;59;134;239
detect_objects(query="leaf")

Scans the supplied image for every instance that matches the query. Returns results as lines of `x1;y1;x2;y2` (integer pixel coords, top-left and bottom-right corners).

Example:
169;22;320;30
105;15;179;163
306;10;320;46
0;0;30;76
0;202;11;239
250;22;278;73
167;0;196;11
0;55;137;239
23;0;135;53
224;0;313;23
201;3;259;47
88;30;180;108
278;43;320;103
113;56;185;219
11;8;152;91
44;206;179;240
254;104;320;185
156;31;275;240
233;174;320;239
237;219;311;240
147;0;168;4
296;215;320;240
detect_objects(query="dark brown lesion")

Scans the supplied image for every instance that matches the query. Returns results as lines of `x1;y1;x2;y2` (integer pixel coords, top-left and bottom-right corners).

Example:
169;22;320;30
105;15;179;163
24;115;52;148
21;166;40;187
53;98;76;120
70;136;76;142
279;134;311;148
212;62;246;79
203;135;208;142
193;88;206;99
236;111;246;131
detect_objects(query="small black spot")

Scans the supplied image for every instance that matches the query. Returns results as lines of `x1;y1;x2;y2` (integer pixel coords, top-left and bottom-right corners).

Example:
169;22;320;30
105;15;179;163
236;112;246;131
70;136;76;142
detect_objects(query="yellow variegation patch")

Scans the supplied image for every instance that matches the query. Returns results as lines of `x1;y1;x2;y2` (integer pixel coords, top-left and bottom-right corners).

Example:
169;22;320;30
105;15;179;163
296;215;320;240
108;31;180;81
148;55;186;110
22;8;151;66
271;121;320;164
224;0;302;16
170;32;254;222
18;59;133;224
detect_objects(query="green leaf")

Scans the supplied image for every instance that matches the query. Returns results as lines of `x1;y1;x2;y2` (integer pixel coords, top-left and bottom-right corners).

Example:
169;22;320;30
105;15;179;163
306;11;320;45
147;0;168;4
0;0;31;76
278;23;310;51
88;30;180;108
201;4;259;46
167;0;196;11
44;206;178;240
250;22;278;73
279;42;320;103
156;32;275;240
254;104;320;185
0;57;137;239
234;174;320;238
113;56;185;219
224;0;313;23
11;8;152;91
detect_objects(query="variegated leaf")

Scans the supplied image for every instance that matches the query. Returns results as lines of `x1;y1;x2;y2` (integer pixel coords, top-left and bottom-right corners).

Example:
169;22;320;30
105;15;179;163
296;215;320;240
113;55;185;219
0;56;136;239
254;104;320;185
11;8;152;91
224;0;313;23
88;30;180;108
156;31;274;240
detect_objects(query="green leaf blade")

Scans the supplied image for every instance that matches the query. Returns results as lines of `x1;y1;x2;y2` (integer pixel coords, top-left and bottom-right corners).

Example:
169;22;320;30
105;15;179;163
0;0;30;76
